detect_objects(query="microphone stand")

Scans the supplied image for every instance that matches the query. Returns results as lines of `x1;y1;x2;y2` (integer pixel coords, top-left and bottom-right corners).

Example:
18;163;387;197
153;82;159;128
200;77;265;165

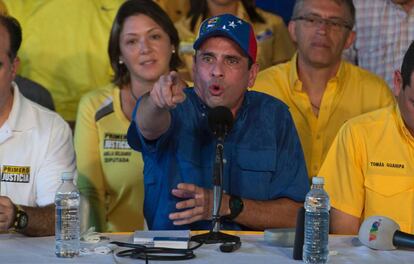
191;137;241;248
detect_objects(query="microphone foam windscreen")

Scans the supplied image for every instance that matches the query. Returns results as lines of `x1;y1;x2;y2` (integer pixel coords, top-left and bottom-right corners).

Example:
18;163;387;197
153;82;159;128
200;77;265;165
358;215;400;250
208;106;233;137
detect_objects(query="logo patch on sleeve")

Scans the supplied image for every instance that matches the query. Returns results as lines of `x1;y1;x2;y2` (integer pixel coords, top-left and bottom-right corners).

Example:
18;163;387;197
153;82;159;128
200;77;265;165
1;166;31;183
256;28;273;42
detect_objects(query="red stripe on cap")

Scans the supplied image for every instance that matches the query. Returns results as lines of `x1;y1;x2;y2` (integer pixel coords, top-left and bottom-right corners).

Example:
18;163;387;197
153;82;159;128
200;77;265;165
248;25;257;63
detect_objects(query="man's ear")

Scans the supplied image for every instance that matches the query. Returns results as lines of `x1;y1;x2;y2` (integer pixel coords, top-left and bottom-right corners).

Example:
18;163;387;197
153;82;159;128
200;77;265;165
288;21;297;43
393;70;403;97
192;53;197;77
11;56;20;78
247;62;260;88
344;30;356;50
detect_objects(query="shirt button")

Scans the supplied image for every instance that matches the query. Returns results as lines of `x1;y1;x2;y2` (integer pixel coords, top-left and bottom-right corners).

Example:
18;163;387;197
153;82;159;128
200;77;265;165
223;158;227;164
316;134;321;140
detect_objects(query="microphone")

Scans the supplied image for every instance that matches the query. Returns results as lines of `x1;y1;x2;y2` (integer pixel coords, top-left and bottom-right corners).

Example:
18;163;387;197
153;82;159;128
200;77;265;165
191;105;240;250
358;215;414;250
208;106;233;140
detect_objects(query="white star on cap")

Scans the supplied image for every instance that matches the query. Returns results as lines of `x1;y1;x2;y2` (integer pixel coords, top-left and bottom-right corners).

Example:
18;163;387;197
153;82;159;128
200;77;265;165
222;25;228;30
228;21;236;28
237;20;243;24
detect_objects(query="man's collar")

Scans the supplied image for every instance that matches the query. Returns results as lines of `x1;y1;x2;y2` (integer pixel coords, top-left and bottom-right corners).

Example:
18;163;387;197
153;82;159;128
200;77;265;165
395;104;414;142
7;82;36;132
290;54;343;92
191;86;250;120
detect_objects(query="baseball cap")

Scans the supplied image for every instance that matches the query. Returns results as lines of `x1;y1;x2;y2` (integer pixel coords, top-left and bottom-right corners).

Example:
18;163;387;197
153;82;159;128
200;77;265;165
193;13;257;63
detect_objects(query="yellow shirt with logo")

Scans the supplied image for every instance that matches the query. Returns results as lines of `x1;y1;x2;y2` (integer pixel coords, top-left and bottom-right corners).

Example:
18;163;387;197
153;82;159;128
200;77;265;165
251;55;394;178
320;105;414;233
3;0;124;121
175;4;295;81
74;84;144;232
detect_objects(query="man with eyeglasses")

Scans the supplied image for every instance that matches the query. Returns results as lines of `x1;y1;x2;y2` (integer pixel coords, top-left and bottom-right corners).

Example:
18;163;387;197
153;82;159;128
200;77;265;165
343;0;414;89
252;0;395;179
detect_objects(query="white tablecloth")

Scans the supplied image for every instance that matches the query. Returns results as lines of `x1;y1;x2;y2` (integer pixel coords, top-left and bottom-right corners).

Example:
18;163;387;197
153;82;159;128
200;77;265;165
0;233;413;263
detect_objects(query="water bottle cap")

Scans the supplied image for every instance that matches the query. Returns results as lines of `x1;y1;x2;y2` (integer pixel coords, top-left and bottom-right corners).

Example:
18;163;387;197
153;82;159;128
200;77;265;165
61;172;74;180
312;176;324;185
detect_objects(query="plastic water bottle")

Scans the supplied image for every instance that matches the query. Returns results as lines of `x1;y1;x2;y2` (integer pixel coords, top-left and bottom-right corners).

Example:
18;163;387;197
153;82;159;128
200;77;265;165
55;172;80;258
303;176;330;264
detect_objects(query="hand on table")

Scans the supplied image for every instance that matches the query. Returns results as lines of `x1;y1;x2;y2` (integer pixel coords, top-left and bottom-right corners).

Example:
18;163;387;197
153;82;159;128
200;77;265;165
169;183;213;225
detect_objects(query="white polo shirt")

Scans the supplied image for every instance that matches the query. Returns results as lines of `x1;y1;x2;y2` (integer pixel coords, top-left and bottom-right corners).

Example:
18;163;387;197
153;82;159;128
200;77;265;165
0;83;75;207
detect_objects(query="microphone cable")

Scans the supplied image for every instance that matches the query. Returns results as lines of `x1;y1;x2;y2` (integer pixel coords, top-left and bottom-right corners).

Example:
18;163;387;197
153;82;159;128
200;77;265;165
110;240;203;263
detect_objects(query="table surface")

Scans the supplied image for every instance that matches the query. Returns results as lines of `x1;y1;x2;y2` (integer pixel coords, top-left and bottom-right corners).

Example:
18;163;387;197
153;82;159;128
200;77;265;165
0;232;413;263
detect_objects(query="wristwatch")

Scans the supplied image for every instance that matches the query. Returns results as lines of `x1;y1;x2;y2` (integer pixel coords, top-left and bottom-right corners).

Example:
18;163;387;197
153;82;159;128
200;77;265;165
11;204;29;230
227;195;244;220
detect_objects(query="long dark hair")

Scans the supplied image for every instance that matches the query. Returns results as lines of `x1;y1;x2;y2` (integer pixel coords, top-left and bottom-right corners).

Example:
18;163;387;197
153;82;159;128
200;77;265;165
108;0;182;87
188;0;265;32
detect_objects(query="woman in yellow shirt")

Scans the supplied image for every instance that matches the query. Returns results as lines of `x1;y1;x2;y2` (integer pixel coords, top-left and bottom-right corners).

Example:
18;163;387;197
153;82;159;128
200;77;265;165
75;0;182;232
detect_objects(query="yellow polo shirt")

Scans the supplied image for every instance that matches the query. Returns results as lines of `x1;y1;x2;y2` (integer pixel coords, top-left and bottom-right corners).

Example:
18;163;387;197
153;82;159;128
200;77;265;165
252;55;394;178
175;4;295;81
75;84;144;232
320;105;414;233
4;0;124;121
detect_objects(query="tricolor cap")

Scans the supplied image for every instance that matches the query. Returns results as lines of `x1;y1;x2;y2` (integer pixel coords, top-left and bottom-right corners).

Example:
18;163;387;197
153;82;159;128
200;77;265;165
193;14;257;63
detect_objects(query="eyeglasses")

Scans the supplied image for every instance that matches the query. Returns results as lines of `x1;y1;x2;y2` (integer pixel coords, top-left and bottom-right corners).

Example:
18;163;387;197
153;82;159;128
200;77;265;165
293;15;352;32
